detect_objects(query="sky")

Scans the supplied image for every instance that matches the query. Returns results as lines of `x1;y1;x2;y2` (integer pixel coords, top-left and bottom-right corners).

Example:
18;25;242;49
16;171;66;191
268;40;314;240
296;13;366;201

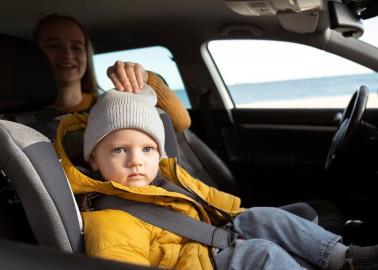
94;47;185;91
209;16;378;85
360;16;378;45
94;17;378;90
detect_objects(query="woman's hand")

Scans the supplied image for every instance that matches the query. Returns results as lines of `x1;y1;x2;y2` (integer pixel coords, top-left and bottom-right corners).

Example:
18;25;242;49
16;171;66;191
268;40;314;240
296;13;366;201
106;61;149;93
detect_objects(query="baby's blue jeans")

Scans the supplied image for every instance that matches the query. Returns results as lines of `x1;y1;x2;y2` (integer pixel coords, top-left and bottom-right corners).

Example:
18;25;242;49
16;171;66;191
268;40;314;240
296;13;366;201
214;207;341;270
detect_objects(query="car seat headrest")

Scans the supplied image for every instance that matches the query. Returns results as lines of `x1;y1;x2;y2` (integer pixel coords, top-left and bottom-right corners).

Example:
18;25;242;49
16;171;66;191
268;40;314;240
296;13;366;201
0;34;58;113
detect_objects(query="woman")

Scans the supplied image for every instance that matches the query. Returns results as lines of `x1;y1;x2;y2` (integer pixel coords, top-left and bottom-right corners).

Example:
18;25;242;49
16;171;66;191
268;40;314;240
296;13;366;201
33;14;190;131
34;14;99;112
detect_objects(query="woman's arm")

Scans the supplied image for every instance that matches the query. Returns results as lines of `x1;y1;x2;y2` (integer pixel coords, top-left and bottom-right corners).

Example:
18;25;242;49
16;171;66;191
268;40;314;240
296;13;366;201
106;61;191;132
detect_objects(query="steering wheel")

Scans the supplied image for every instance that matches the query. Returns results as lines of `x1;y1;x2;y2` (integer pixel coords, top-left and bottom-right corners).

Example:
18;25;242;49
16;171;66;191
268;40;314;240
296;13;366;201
324;85;369;171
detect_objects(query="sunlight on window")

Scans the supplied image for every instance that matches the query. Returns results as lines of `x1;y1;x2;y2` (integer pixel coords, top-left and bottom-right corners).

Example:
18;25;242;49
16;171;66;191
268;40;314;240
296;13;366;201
208;40;378;109
359;16;378;48
93;46;191;108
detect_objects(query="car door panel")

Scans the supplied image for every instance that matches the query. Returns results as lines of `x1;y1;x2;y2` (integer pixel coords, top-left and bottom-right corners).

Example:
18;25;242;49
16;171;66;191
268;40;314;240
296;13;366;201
190;108;378;205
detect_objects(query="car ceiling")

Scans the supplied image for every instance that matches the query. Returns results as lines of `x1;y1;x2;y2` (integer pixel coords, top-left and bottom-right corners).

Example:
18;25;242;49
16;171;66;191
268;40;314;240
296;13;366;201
1;0;333;52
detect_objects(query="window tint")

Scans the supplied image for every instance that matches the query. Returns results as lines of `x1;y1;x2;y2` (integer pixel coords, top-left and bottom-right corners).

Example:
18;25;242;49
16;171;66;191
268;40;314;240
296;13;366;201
208;40;378;109
93;46;191;108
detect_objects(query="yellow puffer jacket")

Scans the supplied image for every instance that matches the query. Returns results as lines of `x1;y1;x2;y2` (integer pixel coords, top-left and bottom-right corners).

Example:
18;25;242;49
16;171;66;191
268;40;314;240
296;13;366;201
54;114;244;269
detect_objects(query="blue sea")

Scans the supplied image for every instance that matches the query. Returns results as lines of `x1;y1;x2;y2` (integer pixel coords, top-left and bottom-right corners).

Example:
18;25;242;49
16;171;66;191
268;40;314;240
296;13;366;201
174;73;378;108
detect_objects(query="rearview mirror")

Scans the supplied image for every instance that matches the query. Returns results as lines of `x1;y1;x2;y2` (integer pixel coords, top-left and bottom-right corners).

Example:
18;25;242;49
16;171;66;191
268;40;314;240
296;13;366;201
328;1;364;38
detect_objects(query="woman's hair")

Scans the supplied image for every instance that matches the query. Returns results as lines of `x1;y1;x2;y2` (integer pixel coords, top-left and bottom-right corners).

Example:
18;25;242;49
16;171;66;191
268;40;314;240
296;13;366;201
33;14;101;95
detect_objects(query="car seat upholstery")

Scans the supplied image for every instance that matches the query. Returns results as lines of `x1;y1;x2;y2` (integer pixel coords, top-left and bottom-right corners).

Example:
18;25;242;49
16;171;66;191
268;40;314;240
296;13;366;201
176;130;239;195
0;120;84;252
0;33;64;141
0;34;57;113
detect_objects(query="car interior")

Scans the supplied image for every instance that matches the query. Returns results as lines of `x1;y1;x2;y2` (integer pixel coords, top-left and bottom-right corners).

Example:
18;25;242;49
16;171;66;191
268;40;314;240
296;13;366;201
1;0;378;269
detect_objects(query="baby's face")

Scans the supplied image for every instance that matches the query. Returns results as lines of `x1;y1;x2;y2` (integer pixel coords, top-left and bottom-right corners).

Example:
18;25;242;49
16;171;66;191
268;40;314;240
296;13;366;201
90;129;160;187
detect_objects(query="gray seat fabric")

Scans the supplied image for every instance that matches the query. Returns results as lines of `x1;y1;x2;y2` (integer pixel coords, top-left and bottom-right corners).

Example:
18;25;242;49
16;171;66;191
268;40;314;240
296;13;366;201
176;130;239;195
157;108;180;160
0;33;61;141
0;120;83;252
0;34;57;113
0;239;156;270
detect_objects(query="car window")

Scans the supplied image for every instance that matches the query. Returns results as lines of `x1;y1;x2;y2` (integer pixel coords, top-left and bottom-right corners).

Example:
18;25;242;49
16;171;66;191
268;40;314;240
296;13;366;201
359;16;378;48
208;40;378;109
93;46;191;108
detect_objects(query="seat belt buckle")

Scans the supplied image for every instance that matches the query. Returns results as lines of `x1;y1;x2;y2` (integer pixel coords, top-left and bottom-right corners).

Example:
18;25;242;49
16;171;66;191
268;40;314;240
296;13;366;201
229;231;239;246
224;225;242;246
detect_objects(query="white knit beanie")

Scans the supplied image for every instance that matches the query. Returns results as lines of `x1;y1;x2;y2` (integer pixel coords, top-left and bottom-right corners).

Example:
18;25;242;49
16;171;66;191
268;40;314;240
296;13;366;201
83;85;165;161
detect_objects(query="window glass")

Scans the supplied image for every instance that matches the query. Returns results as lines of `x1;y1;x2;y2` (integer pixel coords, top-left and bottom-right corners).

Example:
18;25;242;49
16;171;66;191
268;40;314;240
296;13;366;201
94;46;190;108
208;40;378;109
359;16;378;48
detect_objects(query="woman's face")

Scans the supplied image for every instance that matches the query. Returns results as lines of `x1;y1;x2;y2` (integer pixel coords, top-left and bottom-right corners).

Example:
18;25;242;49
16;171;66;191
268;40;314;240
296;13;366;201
37;18;87;88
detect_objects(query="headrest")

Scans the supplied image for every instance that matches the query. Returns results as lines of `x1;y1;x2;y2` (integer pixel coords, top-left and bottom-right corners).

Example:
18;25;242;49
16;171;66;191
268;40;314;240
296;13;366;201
0;34;57;113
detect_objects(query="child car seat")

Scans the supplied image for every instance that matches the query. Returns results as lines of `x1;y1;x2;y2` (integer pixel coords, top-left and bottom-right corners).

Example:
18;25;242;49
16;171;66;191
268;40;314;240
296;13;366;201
0;119;84;252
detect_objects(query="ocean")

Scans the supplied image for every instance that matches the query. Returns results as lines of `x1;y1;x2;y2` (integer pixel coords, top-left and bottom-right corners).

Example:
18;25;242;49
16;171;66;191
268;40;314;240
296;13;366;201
174;73;378;108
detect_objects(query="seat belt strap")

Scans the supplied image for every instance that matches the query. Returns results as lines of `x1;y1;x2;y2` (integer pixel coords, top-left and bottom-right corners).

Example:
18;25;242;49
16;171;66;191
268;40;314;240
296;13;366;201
93;195;237;249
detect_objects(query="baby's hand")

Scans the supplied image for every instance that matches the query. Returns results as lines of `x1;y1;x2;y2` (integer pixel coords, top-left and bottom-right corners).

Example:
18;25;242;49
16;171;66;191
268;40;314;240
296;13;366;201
107;61;149;93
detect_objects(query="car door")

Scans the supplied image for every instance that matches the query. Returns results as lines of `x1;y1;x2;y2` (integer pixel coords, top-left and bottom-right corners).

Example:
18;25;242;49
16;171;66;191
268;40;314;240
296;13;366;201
189;39;378;207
